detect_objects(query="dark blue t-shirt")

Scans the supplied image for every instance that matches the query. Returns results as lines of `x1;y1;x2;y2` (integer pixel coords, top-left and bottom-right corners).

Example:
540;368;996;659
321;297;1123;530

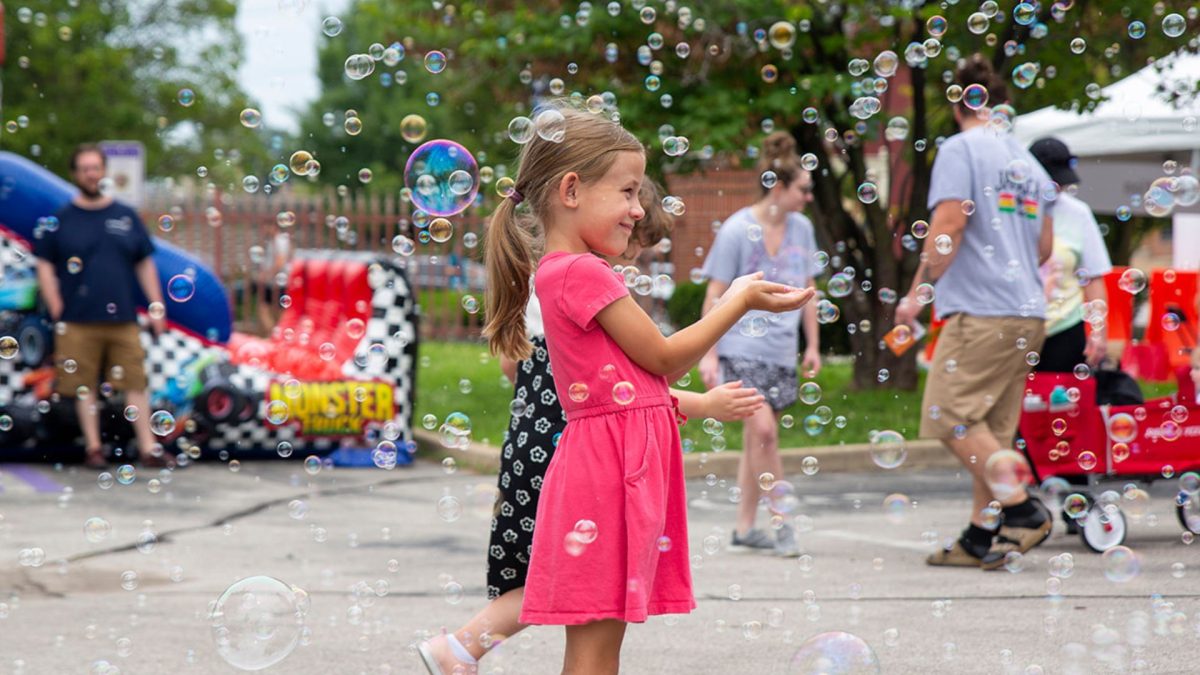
33;201;154;323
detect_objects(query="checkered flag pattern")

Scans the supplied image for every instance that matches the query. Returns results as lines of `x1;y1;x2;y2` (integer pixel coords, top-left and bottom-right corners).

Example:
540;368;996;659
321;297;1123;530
0;244;419;456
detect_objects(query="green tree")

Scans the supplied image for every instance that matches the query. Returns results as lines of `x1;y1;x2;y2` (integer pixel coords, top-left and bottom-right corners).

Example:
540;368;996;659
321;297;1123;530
302;0;1193;388
1;0;268;186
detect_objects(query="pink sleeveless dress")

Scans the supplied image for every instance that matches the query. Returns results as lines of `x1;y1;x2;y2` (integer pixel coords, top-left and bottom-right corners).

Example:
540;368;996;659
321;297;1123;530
518;251;695;625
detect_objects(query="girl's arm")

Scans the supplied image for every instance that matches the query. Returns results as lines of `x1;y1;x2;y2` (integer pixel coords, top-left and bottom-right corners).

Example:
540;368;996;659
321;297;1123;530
671;380;764;421
500;355;518;384
800;275;821;377
596;281;814;378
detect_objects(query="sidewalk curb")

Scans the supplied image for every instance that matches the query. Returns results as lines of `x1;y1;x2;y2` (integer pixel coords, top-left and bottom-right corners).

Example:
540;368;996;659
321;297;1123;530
414;430;958;478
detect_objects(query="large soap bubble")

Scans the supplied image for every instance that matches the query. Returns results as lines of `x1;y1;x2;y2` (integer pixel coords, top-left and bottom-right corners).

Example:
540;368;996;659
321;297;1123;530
404;140;480;217
789;631;881;674
210;576;308;671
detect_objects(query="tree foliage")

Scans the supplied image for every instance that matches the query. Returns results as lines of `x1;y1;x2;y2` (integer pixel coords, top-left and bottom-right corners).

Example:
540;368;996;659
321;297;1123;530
2;0;266;184
301;0;1196;388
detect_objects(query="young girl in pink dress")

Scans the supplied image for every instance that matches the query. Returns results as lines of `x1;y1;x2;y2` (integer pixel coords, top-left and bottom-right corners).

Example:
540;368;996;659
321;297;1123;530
478;105;814;673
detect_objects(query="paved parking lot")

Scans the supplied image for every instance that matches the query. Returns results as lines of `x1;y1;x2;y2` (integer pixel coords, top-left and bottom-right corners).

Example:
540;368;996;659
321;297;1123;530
0;460;1195;674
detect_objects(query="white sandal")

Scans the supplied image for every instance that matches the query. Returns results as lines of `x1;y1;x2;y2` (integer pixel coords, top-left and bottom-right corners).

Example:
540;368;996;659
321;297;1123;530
417;639;444;675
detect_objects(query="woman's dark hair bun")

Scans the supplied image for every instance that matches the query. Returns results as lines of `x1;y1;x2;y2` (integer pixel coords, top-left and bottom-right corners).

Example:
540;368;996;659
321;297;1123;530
762;131;797;161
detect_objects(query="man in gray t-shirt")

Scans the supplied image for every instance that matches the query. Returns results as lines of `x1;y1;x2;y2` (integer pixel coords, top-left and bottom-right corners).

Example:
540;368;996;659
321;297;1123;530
896;55;1055;571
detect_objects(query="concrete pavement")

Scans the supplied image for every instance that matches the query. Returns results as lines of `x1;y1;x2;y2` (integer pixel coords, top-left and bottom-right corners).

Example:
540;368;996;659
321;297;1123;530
0;459;1196;674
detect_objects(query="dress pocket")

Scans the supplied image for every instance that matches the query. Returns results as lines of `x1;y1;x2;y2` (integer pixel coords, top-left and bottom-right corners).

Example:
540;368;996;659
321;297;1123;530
623;413;657;484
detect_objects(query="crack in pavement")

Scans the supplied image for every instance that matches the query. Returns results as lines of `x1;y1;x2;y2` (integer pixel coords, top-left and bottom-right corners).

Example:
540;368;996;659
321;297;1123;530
58;473;434;565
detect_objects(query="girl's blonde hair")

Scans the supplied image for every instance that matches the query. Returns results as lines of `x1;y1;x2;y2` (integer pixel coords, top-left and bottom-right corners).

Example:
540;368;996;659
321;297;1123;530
483;105;644;361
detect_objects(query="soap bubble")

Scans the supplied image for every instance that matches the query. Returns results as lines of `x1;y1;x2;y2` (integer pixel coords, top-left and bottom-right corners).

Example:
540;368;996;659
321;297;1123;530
210;576;306;671
869;430;907;470
1101;546;1141;582
167;274;196;303
612;381;636;405
767;481;801;516
856;183;878;204
177;88;195;107
966;12;989;35
404;140;479;217
150;411;176;436
0;336;18;359
768;21;796;50
266;401;289;425
1117;268;1146;294
437;495;462;522
1127;20;1146;39
1013;3;1037;25
567;382;590;403
926;15;947;37
344;54;374;80
439;412;472;448
827;273;853;298
239;108;262;128
84;517;112;544
507;116;534;144
574;519;599;544
400;114;428;143
288;150;313;176
816;299;840;324
322;16;343;37
534;109;567;143
1162;13;1186;38
1011;62;1038;89
961;83;989;110
423;50;447;74
982;450;1032;502
873;51;898;77
788;631;881;674
883;493;910;524
1107;412;1137;442
1062;493;1089;519
428;218;454;243
799;382;822;405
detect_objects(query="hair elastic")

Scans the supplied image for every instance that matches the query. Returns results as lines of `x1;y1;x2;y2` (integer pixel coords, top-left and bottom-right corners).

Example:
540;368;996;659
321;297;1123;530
508;189;524;205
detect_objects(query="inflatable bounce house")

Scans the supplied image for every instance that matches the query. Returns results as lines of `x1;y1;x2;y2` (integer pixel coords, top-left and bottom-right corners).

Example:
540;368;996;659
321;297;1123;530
0;152;419;466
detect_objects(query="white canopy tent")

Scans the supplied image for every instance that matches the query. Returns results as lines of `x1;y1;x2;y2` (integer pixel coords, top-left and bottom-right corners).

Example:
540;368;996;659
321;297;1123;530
1014;52;1200;158
1013;52;1200;268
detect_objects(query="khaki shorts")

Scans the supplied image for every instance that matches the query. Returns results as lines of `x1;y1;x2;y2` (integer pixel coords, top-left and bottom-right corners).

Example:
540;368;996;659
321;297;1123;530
919;314;1046;448
54;322;148;397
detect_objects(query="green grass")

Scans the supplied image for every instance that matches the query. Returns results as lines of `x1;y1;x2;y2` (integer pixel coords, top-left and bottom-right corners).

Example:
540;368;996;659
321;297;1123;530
415;341;927;451
414;341;1185;452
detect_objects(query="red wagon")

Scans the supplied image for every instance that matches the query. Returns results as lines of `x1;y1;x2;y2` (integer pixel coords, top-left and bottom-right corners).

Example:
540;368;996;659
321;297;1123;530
1017;366;1200;552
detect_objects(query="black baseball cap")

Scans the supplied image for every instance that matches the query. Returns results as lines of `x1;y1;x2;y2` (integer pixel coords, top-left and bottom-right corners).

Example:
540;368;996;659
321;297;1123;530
1029;137;1080;186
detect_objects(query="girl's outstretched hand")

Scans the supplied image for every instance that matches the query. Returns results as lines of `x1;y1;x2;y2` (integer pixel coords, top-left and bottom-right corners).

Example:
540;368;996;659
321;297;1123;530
740;282;815;313
703;380;764;421
716;271;765;306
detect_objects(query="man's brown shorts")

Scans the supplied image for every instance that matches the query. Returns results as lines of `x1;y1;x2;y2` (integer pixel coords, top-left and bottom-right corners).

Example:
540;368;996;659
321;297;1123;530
919;314;1046;448
54;322;148;397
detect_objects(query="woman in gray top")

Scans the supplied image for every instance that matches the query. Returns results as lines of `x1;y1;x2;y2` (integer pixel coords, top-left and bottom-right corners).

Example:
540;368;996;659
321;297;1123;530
699;131;821;557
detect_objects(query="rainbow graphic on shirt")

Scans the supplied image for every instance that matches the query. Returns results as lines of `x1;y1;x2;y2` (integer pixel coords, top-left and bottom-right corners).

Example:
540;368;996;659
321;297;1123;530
998;191;1017;213
1022;197;1039;219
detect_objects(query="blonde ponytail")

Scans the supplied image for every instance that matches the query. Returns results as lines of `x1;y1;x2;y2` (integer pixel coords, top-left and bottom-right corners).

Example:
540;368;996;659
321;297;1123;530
483;197;534;361
481;102;645;361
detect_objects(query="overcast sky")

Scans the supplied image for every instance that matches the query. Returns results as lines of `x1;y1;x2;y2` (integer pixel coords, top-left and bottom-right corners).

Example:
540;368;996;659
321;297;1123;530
235;0;353;134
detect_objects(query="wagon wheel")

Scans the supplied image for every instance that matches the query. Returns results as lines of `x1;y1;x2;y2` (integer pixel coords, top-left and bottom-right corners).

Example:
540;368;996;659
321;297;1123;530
1080;505;1127;553
1176;490;1200;535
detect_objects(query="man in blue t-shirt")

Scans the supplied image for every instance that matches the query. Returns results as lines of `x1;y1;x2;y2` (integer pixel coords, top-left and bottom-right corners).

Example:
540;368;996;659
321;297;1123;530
34;144;167;469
